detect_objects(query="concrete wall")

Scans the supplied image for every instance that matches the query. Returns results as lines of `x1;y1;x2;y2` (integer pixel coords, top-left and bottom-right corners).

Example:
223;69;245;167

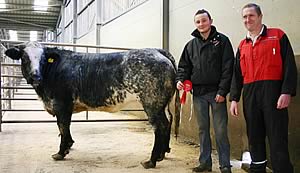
169;0;300;57
288;55;300;171
75;0;97;52
76;28;97;53
169;0;300;171
98;0;162;51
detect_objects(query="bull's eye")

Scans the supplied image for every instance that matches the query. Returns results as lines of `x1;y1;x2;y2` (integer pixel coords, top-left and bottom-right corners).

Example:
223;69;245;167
21;57;30;64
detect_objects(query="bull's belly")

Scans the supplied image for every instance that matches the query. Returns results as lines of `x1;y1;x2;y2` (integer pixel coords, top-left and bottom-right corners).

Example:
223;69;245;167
73;93;140;113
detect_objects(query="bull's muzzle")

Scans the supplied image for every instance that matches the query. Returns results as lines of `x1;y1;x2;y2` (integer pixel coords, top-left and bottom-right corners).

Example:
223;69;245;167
31;74;41;87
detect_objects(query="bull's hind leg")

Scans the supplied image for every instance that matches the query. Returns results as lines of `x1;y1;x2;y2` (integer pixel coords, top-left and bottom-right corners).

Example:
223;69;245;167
156;112;171;161
149;111;171;162
141;108;171;169
51;98;74;160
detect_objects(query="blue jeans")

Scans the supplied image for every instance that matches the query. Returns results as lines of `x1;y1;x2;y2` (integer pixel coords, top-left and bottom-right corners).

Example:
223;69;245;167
193;91;231;168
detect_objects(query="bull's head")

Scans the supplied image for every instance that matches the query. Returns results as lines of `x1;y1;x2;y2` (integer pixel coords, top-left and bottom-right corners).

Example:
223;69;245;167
5;41;44;87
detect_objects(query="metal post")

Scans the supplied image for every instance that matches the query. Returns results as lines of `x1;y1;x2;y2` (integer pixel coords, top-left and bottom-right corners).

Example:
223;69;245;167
73;0;78;51
8;68;12;109
96;24;101;53
162;0;169;50
85;45;89;120
61;3;65;43
12;66;17;98
0;50;2;132
86;111;89;120
96;0;103;53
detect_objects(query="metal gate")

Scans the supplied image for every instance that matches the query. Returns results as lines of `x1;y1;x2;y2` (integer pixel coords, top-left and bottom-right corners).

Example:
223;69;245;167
0;40;147;132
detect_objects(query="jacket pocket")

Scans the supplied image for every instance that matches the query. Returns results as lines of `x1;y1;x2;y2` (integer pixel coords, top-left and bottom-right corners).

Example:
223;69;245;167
260;39;282;77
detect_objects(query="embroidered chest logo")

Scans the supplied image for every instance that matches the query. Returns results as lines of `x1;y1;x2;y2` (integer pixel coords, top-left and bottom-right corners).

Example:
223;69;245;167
211;35;220;46
212;38;220;46
267;36;278;39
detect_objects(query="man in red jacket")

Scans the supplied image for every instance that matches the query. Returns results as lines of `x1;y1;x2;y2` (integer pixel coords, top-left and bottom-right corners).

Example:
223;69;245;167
230;3;297;173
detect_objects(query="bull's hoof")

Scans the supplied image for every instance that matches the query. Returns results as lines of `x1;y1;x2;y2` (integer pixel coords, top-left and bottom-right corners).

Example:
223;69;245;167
52;153;65;160
166;147;171;153
68;141;74;149
141;160;156;169
64;149;70;155
157;153;165;162
67;139;75;149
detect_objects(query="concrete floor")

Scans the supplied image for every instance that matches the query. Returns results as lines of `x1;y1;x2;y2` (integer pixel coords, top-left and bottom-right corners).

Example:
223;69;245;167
0;86;247;173
0;120;248;173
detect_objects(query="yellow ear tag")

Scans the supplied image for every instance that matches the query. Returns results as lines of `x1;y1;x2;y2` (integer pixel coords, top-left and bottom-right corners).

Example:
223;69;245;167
48;58;54;63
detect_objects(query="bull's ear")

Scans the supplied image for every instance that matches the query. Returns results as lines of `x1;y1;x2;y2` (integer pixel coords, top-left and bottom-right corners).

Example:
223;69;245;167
5;47;23;60
45;51;60;63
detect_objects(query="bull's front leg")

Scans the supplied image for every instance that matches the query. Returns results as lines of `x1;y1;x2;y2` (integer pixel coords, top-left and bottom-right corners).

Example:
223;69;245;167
51;98;74;160
52;121;72;160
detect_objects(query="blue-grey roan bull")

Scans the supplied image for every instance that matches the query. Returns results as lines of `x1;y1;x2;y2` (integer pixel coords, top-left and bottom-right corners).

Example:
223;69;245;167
5;41;180;169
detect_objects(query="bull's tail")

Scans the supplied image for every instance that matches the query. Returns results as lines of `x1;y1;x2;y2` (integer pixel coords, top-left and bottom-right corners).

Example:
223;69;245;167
167;104;173;142
158;48;180;139
174;89;180;139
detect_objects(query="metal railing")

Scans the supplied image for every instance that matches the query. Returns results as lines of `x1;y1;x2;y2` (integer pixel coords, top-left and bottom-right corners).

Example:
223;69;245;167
0;40;146;132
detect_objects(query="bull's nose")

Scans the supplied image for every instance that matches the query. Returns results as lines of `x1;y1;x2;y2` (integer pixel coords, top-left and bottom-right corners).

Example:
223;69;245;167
31;74;41;87
32;74;41;81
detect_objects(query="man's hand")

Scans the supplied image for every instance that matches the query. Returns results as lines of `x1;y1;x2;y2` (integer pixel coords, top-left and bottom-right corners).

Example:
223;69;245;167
230;101;239;117
176;81;184;90
277;94;291;109
215;94;225;103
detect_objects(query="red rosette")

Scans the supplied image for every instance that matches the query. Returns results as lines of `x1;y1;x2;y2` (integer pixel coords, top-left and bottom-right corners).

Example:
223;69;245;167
180;80;192;104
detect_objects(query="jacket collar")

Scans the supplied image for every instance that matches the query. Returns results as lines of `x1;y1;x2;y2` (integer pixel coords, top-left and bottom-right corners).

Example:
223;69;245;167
245;24;267;42
191;25;217;41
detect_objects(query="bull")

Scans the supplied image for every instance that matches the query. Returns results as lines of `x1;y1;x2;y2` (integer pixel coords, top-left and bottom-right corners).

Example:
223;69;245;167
4;41;180;169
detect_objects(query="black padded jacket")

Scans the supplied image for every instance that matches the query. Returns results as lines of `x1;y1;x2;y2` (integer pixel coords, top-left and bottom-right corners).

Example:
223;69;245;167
176;26;234;97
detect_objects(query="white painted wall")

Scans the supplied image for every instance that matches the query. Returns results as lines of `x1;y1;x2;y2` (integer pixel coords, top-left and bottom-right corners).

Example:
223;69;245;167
168;0;300;157
58;0;300;55
169;0;300;63
75;0;97;52
99;0;162;51
76;28;97;53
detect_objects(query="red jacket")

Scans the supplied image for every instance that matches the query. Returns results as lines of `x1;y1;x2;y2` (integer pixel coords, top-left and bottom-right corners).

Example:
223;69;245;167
230;25;297;102
239;28;284;84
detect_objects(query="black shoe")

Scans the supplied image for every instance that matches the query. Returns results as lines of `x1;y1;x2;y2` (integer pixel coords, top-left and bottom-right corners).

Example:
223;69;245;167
192;163;212;172
220;166;232;173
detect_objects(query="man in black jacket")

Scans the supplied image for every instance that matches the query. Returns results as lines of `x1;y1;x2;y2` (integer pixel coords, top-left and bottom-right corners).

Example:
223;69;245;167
230;3;297;173
176;9;234;173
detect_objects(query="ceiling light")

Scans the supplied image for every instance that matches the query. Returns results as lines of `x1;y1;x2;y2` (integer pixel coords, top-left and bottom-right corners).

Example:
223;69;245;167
0;0;6;11
34;0;48;11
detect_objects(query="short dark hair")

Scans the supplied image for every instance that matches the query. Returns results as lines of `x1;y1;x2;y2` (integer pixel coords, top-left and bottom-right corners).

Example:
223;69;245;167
242;3;262;16
195;9;212;20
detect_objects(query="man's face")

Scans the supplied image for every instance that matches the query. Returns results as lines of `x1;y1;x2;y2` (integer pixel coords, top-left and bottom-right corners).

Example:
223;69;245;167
242;7;262;32
194;13;212;34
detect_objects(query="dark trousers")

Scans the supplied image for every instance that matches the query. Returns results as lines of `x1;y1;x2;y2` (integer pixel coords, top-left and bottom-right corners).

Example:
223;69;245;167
243;81;293;173
193;91;231;168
